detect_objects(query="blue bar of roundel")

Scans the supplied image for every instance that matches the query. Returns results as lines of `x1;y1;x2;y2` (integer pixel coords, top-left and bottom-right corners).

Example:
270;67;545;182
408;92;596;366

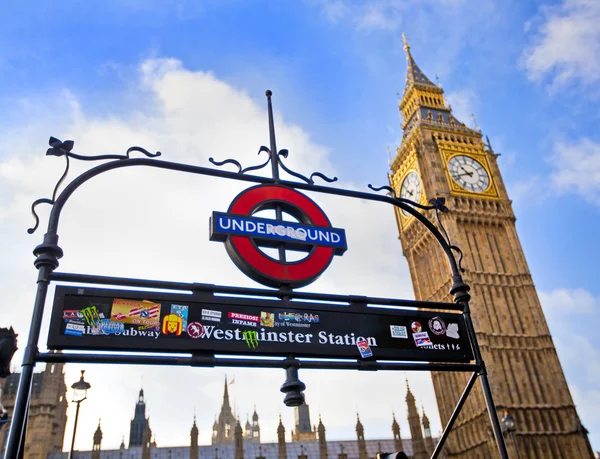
211;212;347;252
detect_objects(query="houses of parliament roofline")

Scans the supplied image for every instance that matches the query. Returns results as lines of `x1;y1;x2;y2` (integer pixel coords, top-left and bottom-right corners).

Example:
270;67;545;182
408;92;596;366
43;378;438;459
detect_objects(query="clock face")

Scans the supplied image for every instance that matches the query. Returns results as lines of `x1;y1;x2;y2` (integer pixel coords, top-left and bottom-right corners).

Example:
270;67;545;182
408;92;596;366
448;155;490;192
400;172;422;216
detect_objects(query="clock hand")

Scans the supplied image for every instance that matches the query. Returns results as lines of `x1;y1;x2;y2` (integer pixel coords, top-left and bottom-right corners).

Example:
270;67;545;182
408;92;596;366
459;166;473;177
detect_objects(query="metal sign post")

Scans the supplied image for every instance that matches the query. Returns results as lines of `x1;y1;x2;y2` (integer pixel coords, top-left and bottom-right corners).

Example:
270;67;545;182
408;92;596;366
5;91;509;459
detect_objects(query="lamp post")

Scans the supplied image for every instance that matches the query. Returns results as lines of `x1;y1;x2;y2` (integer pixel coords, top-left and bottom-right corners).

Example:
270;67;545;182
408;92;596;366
68;370;91;459
501;410;522;459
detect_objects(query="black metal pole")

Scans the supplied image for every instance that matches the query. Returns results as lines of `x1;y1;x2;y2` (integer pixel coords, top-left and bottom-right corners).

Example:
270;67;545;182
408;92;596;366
461;301;509;459
446;266;509;459
5;232;62;459
479;370;508;458
510;431;522;459
38;351;480;372
16;401;28;459
265;90;287;262
67;400;82;459
4;265;52;458
265;90;279;183
431;372;478;459
49;271;464;311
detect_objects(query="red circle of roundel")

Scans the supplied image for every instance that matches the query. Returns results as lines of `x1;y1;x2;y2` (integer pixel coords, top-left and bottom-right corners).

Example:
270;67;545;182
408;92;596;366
224;185;335;288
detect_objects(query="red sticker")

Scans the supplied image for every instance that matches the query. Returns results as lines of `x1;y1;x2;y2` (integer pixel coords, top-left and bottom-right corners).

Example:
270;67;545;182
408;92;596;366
411;321;422;333
187;322;204;339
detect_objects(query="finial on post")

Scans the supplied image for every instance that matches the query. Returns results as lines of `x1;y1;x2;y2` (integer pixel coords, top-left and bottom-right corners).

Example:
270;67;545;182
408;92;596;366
265;89;280;182
280;356;305;407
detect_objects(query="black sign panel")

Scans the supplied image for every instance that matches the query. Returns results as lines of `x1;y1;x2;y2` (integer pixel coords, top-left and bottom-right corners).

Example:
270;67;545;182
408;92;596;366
48;286;474;363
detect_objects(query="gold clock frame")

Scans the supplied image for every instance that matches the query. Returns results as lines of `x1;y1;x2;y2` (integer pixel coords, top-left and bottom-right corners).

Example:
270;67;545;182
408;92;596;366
390;146;426;229
439;145;499;199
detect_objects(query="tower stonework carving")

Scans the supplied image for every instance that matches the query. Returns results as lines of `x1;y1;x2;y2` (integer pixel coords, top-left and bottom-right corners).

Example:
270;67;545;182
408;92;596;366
92;420;102;459
234;419;244;459
190;416;199;459
212;377;236;445
141;422;152;459
421;409;435;455
391;413;403;453
390;36;594;458
0;362;67;459
291;401;317;442
406;383;427;459
355;414;367;459
318;415;328;459
129;389;149;447
277;415;287;459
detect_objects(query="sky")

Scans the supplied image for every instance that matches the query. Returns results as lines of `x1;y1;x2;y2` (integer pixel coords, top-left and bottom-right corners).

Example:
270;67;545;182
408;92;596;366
1;0;599;453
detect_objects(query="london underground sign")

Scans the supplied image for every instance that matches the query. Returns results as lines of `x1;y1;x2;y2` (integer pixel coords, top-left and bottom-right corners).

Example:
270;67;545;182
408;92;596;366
9;92;510;459
210;184;347;288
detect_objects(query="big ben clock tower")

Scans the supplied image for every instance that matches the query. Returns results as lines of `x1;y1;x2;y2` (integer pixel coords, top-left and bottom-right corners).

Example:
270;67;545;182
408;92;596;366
390;36;594;458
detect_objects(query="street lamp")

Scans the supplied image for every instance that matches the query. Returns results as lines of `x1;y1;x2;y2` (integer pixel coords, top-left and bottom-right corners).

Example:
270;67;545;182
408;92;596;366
501;410;522;459
68;370;91;459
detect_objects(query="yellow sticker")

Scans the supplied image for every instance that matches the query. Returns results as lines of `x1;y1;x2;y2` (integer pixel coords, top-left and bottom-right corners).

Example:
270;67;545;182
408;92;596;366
110;299;161;327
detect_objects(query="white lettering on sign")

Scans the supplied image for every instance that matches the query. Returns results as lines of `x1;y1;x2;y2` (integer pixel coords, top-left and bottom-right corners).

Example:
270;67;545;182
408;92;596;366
196;326;376;347
215;215;345;246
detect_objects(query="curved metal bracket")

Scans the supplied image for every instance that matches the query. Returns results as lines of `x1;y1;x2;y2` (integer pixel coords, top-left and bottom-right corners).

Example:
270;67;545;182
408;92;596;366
277;149;338;185
31;155;464;281
29;95;466;281
368;184;443;211
28;137;162;234
368;185;465;273
46;136;161;161
209;146;272;175
429;197;465;273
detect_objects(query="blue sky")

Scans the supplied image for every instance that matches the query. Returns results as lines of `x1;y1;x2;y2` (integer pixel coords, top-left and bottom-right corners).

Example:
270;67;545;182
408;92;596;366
1;0;600;453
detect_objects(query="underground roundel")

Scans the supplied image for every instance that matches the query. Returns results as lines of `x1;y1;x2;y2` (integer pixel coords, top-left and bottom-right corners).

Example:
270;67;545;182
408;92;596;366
210;185;347;288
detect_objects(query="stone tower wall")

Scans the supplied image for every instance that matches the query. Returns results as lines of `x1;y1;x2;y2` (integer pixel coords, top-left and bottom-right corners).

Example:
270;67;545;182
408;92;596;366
393;122;594;457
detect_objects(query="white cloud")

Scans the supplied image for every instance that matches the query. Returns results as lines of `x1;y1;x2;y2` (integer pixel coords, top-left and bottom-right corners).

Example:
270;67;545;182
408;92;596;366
313;0;480;34
0;58;444;451
550;137;600;204
444;89;479;128
539;288;598;314
311;0;403;30
356;5;402;31
506;137;600;208
312;0;348;23
506;175;548;207
521;0;600;88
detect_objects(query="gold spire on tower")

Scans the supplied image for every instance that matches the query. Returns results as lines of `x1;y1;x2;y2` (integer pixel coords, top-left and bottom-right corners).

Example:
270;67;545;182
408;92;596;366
402;33;410;52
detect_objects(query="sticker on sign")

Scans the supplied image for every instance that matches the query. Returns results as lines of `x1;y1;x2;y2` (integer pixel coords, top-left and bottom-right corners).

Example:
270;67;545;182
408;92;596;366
356;338;373;358
390;325;408;339
65;322;85;336
413;331;433;348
